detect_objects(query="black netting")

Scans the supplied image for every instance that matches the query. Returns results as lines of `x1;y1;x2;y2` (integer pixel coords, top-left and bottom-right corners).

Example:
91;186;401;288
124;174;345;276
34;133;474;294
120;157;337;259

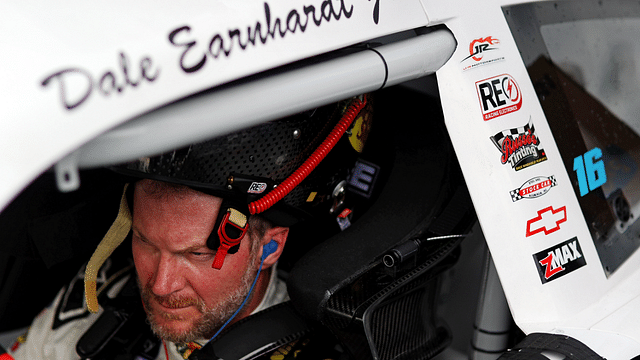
321;237;461;360
119;97;371;216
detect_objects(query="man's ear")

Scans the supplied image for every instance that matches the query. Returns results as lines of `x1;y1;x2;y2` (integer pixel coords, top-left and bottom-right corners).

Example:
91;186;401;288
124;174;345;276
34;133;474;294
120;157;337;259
258;226;289;270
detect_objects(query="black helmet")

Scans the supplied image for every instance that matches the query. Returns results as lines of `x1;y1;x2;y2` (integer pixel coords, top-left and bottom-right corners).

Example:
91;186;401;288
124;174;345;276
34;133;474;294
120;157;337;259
114;94;373;268
81;94;373;312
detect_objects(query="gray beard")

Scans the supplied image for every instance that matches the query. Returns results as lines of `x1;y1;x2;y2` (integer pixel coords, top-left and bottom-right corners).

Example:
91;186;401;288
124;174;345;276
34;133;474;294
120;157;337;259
138;260;257;344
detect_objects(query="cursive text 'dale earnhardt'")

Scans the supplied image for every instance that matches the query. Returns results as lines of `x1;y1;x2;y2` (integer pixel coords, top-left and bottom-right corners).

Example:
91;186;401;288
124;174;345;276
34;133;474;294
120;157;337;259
40;0;374;111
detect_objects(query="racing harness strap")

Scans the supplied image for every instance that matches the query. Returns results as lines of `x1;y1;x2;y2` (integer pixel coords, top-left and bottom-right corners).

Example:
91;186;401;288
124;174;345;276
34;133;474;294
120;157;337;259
189;302;314;360
84;183;132;313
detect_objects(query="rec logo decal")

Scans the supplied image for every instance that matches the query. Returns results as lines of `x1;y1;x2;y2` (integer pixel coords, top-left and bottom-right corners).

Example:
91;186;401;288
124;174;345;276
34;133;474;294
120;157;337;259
510;175;556;202
533;237;586;284
248;182;268;194
476;74;522;120
490;118;547;171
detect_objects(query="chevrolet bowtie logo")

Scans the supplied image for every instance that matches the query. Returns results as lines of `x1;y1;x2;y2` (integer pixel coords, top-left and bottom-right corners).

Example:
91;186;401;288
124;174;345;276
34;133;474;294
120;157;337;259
526;205;567;237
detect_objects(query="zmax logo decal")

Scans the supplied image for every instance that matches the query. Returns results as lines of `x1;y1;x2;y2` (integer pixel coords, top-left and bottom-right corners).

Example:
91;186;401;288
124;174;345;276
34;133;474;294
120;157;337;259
510;175;556;202
476;74;522;120
490;118;547;171
533;237;586;283
526;205;566;237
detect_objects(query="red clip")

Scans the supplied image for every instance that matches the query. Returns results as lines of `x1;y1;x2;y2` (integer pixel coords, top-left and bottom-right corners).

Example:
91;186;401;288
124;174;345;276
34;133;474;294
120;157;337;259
338;208;352;219
212;246;230;270
212;209;248;270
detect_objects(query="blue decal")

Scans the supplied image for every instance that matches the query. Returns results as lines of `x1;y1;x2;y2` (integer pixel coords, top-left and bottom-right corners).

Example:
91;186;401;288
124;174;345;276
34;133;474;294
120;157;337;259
573;147;607;196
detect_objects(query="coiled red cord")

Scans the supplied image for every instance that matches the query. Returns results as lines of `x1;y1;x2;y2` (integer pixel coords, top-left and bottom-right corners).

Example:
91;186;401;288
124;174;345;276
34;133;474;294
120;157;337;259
248;96;367;215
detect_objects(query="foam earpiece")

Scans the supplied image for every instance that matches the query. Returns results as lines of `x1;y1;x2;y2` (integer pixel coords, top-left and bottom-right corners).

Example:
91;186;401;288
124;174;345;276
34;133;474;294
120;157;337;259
262;240;278;260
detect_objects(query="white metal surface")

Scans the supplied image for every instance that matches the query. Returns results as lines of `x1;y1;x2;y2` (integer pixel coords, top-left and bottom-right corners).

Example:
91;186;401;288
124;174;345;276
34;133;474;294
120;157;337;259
0;0;430;211
2;0;640;357
69;30;455;172
434;0;640;357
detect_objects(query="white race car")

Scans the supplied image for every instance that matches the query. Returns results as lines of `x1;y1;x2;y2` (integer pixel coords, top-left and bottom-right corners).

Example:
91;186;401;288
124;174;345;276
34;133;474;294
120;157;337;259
1;1;639;359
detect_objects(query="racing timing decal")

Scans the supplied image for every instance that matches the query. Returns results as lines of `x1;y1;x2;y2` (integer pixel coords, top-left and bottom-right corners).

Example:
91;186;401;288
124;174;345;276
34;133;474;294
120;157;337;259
490;117;547;171
533;237;586;284
476;73;522;120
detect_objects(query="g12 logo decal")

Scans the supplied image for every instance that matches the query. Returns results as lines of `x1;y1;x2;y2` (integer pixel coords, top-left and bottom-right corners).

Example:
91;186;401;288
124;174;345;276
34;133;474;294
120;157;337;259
573;147;607;196
526;205;567;237
533;237;586;284
461;36;505;71
476;74;522;120
490;118;547;171
510;175;556;202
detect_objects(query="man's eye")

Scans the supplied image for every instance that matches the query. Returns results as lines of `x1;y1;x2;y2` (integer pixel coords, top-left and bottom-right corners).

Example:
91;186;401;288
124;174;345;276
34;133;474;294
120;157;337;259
190;251;213;259
132;234;148;245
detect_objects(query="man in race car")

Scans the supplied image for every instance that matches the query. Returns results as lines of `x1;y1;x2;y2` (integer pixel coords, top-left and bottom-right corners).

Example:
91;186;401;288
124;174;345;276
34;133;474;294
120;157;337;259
131;178;290;344
8;95;371;360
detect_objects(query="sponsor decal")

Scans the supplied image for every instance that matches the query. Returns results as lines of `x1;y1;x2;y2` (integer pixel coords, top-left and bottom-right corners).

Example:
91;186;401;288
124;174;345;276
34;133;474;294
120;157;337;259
476;74;522;120
248;182;268;194
348;100;373;153
348;159;379;198
490;117;547;171
336;208;353;230
461;36;505;71
533;237;586;283
573;147;607;197
510;175;556;202
526;205;567;237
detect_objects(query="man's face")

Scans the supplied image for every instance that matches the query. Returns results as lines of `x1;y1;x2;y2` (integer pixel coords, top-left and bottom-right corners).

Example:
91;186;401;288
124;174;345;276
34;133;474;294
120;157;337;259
131;180;259;343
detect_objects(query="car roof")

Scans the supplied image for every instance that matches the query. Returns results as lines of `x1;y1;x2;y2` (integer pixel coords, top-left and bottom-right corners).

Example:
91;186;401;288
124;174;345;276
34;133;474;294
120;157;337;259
0;0;432;212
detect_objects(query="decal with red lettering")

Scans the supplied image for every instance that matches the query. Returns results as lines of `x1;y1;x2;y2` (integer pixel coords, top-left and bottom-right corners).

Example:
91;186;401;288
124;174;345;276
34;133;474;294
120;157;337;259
490;117;547;171
510;175;556;202
476;73;522;120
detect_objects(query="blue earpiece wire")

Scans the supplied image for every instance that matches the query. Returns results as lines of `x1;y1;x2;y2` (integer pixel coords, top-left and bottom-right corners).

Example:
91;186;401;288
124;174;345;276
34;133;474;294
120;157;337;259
207;240;277;342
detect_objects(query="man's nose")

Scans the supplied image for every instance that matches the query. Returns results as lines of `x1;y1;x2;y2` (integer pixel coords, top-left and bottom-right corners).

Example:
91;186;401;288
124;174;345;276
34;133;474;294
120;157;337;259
150;254;185;296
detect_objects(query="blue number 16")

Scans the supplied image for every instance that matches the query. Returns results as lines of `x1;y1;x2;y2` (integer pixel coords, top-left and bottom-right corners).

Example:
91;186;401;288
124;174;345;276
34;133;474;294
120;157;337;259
573;147;607;196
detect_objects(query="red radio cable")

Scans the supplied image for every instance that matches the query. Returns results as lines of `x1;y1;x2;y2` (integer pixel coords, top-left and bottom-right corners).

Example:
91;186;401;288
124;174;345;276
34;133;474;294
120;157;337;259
248;96;367;215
